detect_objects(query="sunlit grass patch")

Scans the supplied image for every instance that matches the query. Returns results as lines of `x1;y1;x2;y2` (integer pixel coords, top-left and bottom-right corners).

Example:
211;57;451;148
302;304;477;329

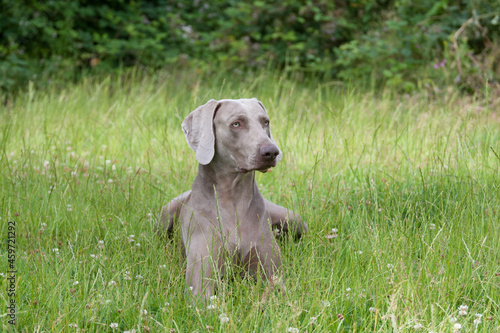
1;69;499;331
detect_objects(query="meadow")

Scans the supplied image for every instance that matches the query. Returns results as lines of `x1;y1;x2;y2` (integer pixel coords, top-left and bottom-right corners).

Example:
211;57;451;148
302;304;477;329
1;69;499;332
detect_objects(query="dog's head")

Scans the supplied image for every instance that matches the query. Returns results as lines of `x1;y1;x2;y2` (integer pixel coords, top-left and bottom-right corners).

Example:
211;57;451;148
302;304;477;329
182;98;282;173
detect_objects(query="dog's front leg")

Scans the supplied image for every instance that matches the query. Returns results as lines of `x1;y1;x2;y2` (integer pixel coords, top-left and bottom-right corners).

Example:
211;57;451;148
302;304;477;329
265;199;308;239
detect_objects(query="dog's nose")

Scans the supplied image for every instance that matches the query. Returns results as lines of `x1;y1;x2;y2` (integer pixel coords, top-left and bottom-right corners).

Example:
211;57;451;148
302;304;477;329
259;145;280;161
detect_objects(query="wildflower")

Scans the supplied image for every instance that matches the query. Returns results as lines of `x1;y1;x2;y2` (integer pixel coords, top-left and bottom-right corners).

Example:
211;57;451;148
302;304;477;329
207;304;217;310
0;273;5;278
41;223;47;231
369;307;377;313
273;228;282;237
90;254;96;259
136;243;141;247
458;304;468;316
107;179;113;183
73;281;79;286
474;313;482;325
346;287;351;292
309;316;317;325
135;275;143;280
67;204;72;211
356;250;362;255
128;235;135;243
449;317;457;324
110;323;118;329
287;328;299;333
189;286;193;291
98;240;105;249
387;264;394;270
52;248;59;253
325;228;338;239
413;323;423;329
69;323;78;328
142;309;147;315
209;295;217;302
337;313;345;320
219;313;229;324
108;280;117;287
430;223;436;230
111;164;116;171
322;300;331;307
453;323;462;331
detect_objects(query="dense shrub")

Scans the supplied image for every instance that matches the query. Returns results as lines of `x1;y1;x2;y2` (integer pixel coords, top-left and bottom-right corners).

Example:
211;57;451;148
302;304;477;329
1;0;499;92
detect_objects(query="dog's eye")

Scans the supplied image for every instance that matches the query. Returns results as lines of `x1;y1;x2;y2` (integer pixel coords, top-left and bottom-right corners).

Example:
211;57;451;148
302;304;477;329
231;122;240;128
264;120;270;126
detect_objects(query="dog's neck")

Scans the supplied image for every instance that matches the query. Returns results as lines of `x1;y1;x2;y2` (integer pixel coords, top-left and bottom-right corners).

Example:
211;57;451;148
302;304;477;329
193;163;260;205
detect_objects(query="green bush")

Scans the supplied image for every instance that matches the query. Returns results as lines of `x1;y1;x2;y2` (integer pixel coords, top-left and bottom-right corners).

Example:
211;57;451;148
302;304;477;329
0;0;499;92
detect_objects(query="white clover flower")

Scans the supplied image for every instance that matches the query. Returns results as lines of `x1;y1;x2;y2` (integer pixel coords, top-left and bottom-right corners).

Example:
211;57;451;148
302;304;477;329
142;309;147;315
111;164;116;171
287;328;299;333
387;264;394;269
110;322;118;329
413;323;423;329
108;280;117;287
449;317;457;324
458;304;468;316
52;248;59;253
90;254;96;259
107;179;113;183
209;295;217;302
98;240;105;249
309;316;317;325
369;307;377;313
322;300;331;307
135;275;143;280
136;243;140;247
67;204;72;211
68;323;78;328
453;323;462;330
73;281;79;286
474;313;482;325
128;235;135;242
346;287;351;292
430;223;436;230
219;313;229;324
207;304;217;310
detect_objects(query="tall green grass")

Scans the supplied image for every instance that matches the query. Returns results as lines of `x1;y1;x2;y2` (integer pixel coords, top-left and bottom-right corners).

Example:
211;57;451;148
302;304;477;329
1;69;499;332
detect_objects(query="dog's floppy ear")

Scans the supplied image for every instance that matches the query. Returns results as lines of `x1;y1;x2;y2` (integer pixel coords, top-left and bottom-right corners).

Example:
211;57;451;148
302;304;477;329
252;98;283;162
182;99;219;165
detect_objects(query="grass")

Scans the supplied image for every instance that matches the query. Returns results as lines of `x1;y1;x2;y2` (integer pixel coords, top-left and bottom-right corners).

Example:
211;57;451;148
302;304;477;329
1;68;499;332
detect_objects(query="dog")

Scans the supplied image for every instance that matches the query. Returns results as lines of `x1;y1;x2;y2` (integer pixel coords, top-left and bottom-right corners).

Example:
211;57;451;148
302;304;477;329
158;98;307;298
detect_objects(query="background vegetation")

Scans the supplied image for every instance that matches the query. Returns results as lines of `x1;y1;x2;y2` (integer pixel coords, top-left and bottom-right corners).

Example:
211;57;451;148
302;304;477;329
1;0;499;93
1;69;499;332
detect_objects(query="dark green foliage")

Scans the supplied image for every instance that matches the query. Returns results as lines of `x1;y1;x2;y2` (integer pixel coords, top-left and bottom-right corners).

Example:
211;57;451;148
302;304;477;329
1;0;499;92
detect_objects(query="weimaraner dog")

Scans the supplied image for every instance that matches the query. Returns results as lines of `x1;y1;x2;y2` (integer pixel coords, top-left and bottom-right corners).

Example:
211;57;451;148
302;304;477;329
159;98;307;298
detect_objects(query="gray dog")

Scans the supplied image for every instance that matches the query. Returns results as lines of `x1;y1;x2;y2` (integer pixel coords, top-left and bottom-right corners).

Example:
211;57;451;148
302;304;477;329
159;98;307;298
